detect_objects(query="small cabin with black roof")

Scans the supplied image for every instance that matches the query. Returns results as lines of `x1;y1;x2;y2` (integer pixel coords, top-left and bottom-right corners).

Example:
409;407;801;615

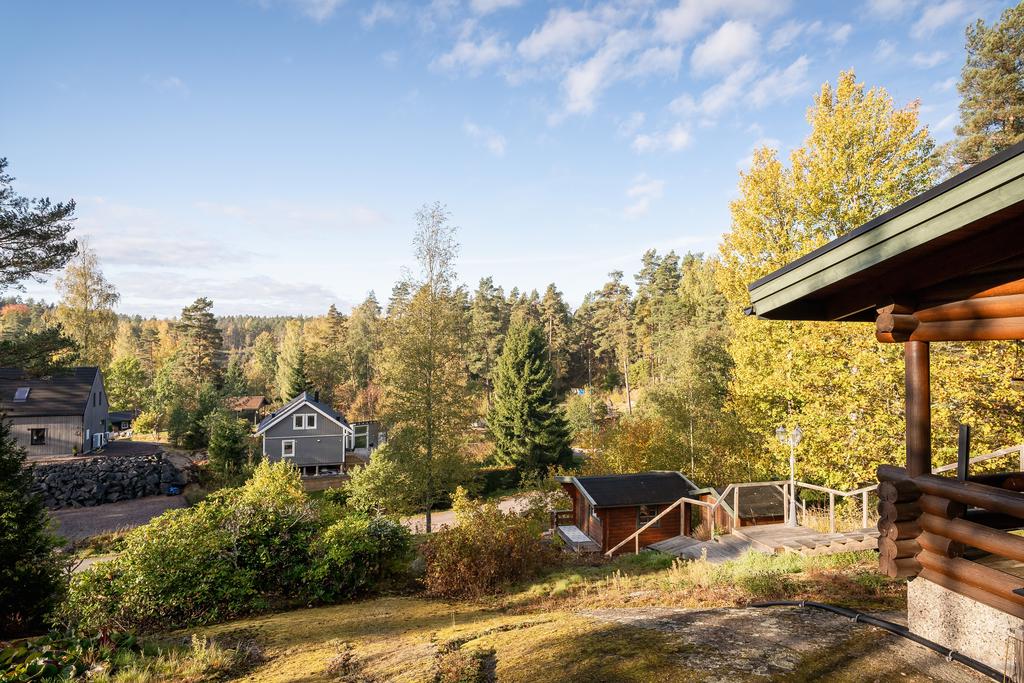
555;471;699;554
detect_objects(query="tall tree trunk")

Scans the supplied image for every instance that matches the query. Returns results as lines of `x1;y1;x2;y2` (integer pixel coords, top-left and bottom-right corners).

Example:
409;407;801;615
623;357;632;415
425;506;432;534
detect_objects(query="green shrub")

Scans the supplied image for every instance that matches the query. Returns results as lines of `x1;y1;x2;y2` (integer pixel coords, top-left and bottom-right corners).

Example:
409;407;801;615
205;410;251;475
421;488;560;598
476;465;517;496
304;514;411;602
60;462;410;633
0;631;139;682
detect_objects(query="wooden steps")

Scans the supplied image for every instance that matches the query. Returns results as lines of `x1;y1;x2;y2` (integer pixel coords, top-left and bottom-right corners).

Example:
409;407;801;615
649;524;881;562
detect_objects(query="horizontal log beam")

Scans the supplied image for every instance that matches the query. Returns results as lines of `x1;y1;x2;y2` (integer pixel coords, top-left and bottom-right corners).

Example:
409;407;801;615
917;550;1024;610
878;479;921;503
918;494;966;519
879;554;921;578
914;293;1024;323
914;473;1024;518
879;536;920;559
876;312;919;335
917;530;964;557
921;513;1024;563
878;518;922;541
878;464;909;482
919;568;1024;621
877;316;1024;343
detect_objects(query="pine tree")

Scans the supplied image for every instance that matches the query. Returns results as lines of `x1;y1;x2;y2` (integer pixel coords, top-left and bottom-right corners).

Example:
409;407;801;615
591;271;634;413
953;3;1024;168
0;417;65;637
488;320;572;479
0;159;79;373
176;297;224;391
468;277;509;389
538;284;572;392
276;320;309;401
347;293;382;388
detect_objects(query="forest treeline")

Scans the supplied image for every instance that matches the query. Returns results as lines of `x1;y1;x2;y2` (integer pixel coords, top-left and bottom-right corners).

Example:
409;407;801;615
2;5;1023;493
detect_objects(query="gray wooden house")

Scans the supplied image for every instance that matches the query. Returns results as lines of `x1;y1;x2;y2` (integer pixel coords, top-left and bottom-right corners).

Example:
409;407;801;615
0;367;110;457
256;391;374;477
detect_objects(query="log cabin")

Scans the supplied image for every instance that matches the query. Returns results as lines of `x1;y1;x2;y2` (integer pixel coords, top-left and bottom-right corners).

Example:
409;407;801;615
745;138;1024;673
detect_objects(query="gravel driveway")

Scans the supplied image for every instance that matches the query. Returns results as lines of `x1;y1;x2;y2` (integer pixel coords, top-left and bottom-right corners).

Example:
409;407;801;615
51;494;187;542
401;494;533;533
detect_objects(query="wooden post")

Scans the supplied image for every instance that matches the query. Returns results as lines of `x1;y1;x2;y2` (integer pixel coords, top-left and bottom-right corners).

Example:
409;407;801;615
862;490;869;529
733;487;739;530
905;341;931;477
829;492;836;533
635;534;639;554
957;425;971;481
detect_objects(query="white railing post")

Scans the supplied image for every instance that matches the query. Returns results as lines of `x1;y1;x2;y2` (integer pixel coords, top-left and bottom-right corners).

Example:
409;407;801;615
733;486;739;530
782;484;789;524
862;490;869;529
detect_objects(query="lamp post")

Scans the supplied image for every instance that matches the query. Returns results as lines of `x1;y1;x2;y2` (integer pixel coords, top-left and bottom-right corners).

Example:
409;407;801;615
776;425;803;527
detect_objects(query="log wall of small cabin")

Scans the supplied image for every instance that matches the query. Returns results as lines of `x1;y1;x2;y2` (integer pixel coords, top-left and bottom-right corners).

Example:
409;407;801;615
599;505;682;555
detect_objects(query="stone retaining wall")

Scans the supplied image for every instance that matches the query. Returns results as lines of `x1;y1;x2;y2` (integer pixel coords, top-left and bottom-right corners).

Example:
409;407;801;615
31;453;190;509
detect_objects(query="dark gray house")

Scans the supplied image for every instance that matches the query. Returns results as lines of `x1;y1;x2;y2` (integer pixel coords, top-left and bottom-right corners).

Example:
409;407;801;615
0;367;110;457
256;392;366;477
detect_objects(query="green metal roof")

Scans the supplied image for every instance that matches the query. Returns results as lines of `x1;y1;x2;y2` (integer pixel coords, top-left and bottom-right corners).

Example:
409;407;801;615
746;140;1024;322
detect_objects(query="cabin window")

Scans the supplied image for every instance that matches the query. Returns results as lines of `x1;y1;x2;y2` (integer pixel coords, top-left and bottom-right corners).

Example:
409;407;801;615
282;440;295;457
638;505;661;528
30;428;46;445
293;414;304;429
305;414;316;429
353;424;369;449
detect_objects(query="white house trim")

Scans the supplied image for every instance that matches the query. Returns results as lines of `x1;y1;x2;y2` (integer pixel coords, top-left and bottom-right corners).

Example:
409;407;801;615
257;399;352;435
282;439;295;457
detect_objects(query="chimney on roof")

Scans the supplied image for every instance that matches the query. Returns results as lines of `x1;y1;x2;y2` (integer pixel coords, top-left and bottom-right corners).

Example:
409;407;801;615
313;390;319;402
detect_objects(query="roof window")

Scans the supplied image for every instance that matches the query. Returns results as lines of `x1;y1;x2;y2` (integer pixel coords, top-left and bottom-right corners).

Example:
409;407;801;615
13;387;30;402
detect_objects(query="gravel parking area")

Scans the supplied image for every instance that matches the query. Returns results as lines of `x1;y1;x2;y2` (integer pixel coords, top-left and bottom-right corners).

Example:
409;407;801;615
51;494;187;542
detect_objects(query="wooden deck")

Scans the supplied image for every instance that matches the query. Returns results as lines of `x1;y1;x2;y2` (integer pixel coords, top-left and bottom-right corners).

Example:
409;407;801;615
648;523;880;563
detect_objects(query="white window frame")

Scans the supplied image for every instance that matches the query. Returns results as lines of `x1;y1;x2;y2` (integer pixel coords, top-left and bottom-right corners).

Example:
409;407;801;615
353;424;369;449
282;440;295;458
292;413;317;430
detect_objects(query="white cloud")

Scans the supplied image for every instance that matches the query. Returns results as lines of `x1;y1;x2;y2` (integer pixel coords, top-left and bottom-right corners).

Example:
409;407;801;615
934;76;957;92
691;21;760;75
935;111;958;132
362;1;398;28
470;0;521;15
768;20;807;51
831;23;853;45
292;0;345;22
911;0;969;39
517;8;609;62
558;31;638;117
434;34;511;74
624;174;665;218
463;121;507;157
144;75;188;95
911;51;948;68
655;0;786;44
875;39;897;61
631;124;691;153
749;55;810;108
628;45;683;79
691;60;759;116
617;111;646;137
379;50;400;66
865;0;917;20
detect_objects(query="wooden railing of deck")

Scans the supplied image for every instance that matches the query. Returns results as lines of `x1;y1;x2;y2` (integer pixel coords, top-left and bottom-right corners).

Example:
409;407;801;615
604;495;713;557
877;444;1024;621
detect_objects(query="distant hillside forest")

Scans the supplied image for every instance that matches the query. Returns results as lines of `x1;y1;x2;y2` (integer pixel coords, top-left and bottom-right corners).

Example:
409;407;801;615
3;3;1024;491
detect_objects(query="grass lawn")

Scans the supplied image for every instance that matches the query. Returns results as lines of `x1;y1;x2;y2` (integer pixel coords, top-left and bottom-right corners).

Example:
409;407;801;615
85;549;921;682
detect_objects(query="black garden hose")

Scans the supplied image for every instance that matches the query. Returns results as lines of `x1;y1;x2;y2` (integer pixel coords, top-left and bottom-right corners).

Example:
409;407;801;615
751;600;1005;681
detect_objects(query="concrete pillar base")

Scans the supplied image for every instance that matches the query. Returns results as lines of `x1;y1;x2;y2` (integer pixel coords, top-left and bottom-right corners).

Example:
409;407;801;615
908;576;1024;678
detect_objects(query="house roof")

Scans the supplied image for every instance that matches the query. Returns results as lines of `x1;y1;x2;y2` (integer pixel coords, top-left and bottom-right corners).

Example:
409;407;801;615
256;391;351;434
558;471;697;508
746;139;1024;322
226;395;268;411
0;367;100;418
109;409;139;423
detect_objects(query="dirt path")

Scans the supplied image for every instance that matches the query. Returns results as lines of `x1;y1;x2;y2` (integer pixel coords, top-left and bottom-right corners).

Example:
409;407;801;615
401;494;533;533
51;494;187;542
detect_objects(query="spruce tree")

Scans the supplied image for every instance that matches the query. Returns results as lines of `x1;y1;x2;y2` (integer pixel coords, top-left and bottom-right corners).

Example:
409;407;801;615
176;297;224;390
488;320;572;479
0;418;65;636
283;344;311;400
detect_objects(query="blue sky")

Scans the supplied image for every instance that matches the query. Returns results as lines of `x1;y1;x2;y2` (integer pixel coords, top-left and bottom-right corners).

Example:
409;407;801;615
0;0;1013;317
